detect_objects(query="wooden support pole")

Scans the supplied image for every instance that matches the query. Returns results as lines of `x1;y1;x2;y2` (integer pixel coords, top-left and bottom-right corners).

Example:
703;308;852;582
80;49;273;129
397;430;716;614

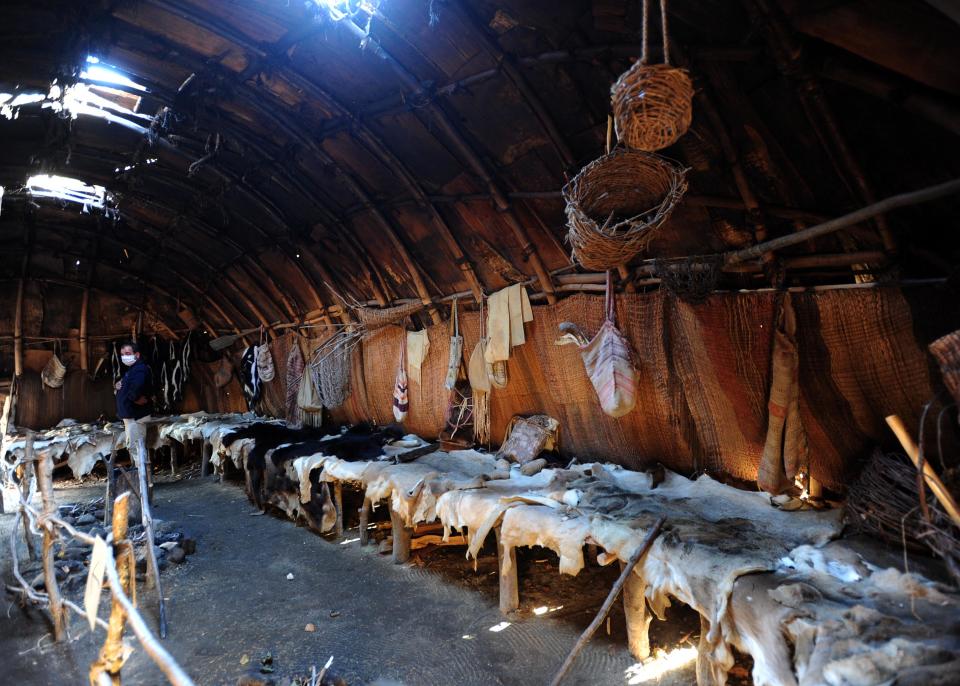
35;439;67;642
333;481;344;538
620;561;652;661
79;288;90;373
358;497;371;546
13;277;24;378
200;442;212;477
169;442;179;477
390;509;413;564
725;178;960;265
496;528;519;615
135;438;167;638
104;437;118;526
90;491;133;685
548;517;664;686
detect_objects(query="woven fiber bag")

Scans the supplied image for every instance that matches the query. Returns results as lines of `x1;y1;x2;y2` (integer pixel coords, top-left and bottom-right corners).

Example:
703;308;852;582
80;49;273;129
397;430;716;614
579;273;637;418
42;345;67;389
611;0;693;151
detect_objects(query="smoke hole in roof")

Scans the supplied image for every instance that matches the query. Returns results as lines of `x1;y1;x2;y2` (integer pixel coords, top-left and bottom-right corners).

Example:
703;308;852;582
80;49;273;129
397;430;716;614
81;56;147;92
26;173;110;210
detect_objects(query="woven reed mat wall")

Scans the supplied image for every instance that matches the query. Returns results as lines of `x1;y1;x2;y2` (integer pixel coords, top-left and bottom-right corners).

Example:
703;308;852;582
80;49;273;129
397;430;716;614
253;289;938;490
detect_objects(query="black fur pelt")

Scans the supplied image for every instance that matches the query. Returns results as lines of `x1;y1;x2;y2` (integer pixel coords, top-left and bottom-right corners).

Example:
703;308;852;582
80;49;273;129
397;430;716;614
269;423;406;468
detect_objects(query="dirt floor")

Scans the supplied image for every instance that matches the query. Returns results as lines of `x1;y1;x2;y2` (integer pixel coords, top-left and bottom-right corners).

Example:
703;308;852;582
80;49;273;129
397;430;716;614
1;470;740;686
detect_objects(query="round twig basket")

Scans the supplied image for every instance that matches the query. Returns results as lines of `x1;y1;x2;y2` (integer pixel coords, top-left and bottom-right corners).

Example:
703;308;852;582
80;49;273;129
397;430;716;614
612;62;693;152
563;148;688;271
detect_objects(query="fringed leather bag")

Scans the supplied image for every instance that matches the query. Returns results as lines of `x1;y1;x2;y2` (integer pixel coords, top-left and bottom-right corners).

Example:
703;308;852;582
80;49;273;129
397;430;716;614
392;337;409;422
580;272;637;418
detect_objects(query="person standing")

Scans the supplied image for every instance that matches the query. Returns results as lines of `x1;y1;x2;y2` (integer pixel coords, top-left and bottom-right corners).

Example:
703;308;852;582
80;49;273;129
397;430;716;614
115;341;153;454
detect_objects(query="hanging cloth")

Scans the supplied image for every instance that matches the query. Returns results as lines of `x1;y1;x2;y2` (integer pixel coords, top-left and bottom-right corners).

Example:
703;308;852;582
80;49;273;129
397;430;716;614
285;338;305;427
470;296;492;444
444;298;464;391
758;293;809;494
257;328;276;382
392;336;409;422
579;272;637;418
297;359;323;413
406;329;430;386
484;284;533;363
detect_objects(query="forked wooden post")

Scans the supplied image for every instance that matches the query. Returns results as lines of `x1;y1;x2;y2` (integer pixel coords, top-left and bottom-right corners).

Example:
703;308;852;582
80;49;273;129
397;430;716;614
136;438;168;638
90;491;134;684
496;528;519;615
390;509;413;564
35;437;67;642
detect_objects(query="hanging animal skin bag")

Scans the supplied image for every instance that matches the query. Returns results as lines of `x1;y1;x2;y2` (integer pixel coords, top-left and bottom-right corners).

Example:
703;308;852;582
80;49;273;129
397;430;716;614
256;329;276;382
297;361;323;413
444;298;464;391
580;272;637;418
392;336;409;422
213;356;233;388
42;341;67;389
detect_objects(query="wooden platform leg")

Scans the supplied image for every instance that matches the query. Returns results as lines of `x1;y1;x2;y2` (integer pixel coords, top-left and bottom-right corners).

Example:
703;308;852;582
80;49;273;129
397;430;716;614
333;482;344;538
496;528;519;615
169;442;179;477
390;509;412;564
200;442;212;477
144;448;154;505
621;561;652;660
359;497;371;546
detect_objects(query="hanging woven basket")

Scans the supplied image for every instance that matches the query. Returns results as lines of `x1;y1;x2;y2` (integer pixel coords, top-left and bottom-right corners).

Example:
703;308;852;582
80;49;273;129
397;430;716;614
563;148;688;270
610;0;693;152
612;63;693;152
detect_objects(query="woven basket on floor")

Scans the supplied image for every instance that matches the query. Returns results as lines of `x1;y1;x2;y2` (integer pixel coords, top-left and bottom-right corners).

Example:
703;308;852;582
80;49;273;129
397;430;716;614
612;62;693;152
563;148;688;270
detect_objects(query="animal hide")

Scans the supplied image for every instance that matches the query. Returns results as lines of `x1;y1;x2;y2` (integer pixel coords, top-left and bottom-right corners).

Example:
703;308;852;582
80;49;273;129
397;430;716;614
285;341;305;427
393;341;409;422
758;293;809;494
240;345;261;411
257;343;275;382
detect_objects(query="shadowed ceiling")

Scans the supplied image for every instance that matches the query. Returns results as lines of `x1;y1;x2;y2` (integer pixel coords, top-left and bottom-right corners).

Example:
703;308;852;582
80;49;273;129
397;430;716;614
0;0;958;338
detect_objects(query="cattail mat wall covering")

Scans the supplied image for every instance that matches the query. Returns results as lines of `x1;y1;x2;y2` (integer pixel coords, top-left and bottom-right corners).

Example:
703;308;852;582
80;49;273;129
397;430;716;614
611;0;693;151
564;148;688;270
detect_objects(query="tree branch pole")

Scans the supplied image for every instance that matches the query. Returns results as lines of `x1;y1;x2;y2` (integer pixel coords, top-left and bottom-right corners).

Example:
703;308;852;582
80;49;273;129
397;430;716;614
137;437;168;638
34;436;67;641
548;517;665;686
725;178;960;265
90;491;134;685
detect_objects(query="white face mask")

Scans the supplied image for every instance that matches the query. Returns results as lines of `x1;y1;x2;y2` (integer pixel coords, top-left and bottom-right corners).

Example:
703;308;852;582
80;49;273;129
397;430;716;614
121;354;137;366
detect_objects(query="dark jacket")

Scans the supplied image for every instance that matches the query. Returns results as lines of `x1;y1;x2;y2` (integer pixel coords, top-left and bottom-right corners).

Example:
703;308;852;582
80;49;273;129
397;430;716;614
117;359;153;419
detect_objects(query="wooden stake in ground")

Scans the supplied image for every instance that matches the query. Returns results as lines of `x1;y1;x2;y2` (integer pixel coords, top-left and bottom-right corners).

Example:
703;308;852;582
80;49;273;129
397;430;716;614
104;435;118;526
90;491;135;684
136;437;168;638
548;517;665;686
34;436;67;642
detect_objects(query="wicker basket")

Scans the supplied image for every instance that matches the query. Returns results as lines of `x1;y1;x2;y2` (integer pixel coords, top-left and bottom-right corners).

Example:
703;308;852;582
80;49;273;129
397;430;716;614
930;329;960;408
612;62;693;152
356;300;426;331
563;148;688;270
